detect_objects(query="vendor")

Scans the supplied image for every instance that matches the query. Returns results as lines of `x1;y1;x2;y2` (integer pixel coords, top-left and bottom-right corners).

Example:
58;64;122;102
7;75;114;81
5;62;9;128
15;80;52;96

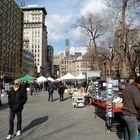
80;84;85;95
122;76;140;140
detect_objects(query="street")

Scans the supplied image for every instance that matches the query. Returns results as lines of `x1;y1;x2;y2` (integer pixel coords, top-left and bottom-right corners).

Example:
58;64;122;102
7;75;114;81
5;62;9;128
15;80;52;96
0;91;123;140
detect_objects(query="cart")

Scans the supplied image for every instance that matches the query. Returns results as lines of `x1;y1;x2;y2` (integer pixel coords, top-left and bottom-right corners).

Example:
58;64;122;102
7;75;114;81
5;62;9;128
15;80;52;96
72;96;85;108
92;100;122;134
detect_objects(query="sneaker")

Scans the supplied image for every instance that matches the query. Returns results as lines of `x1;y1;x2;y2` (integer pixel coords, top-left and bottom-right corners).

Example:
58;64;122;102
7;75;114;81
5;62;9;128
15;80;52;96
6;134;14;140
16;130;21;136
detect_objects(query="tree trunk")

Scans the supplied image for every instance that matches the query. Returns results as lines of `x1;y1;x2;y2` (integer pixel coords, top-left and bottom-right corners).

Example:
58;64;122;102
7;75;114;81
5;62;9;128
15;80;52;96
119;0;128;78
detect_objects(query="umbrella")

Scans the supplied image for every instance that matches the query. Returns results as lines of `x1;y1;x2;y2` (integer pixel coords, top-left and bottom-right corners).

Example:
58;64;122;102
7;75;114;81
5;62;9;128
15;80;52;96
19;74;36;82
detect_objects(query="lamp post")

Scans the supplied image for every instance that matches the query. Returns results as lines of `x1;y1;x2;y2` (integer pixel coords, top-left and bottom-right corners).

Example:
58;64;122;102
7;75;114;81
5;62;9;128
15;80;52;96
133;43;140;76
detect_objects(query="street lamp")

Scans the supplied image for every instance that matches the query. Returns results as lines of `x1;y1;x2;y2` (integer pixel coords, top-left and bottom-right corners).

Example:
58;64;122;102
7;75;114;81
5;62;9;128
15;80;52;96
133;43;140;76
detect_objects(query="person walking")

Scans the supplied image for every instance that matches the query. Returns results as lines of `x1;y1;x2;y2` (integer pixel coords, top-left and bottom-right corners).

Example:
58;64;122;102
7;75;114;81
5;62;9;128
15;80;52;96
58;82;65;101
122;76;140;140
6;79;27;140
47;81;54;102
30;83;34;96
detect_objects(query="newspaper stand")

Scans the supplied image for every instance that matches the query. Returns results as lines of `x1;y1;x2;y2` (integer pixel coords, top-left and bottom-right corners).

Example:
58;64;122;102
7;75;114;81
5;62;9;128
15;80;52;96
72;92;85;108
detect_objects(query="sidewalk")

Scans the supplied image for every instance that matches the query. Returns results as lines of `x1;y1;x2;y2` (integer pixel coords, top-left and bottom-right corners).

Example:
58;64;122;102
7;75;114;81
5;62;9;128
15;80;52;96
0;90;123;140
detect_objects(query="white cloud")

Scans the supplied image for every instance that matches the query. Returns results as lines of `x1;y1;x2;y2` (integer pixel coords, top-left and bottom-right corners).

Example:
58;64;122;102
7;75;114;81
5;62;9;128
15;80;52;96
46;14;72;31
80;0;106;16
45;0;108;51
68;27;81;40
48;32;64;42
46;14;72;42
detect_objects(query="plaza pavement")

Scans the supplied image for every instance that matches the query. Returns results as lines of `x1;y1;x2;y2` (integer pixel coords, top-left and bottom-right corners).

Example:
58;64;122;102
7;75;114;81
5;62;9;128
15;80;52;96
0;90;123;140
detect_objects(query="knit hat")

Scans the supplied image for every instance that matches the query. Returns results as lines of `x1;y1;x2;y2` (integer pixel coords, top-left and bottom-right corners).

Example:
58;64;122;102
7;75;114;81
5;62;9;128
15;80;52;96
134;76;140;84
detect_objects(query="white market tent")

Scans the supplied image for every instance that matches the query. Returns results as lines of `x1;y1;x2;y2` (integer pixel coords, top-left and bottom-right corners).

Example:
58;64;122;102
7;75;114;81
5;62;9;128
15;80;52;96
60;73;76;80
47;77;55;82
37;76;47;83
76;73;85;80
55;78;61;81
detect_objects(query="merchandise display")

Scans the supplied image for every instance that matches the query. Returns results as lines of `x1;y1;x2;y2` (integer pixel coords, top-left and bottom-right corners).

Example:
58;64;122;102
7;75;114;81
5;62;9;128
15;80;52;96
72;92;85;108
91;79;123;134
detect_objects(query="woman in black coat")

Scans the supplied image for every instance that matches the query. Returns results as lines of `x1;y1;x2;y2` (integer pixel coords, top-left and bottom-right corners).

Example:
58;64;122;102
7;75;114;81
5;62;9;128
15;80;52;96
58;82;65;101
6;79;27;140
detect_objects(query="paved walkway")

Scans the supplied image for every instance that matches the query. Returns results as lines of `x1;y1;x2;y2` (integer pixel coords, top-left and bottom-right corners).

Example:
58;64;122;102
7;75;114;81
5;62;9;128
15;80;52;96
0;90;123;140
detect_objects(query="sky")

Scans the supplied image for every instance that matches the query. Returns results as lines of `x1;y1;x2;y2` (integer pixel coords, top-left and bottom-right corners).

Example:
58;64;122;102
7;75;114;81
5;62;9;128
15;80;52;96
16;0;107;54
16;0;140;54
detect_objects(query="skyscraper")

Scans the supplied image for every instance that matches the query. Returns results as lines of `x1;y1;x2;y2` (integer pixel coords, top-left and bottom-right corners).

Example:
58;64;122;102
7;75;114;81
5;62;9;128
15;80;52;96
21;5;48;75
65;39;70;57
0;0;23;80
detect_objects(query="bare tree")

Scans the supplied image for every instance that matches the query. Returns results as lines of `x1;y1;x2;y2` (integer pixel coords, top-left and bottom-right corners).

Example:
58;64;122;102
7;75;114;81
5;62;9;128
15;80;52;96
98;37;116;78
125;28;140;78
106;0;140;78
74;13;106;70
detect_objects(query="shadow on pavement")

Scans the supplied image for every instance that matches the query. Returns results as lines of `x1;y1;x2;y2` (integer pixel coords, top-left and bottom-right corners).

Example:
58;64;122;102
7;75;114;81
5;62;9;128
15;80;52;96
53;98;59;102
62;97;70;101
22;115;48;133
0;103;9;110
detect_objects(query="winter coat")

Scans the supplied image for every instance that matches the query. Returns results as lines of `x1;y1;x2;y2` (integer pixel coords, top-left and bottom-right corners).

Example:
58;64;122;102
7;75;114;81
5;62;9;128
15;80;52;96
7;85;27;112
47;84;54;93
58;85;65;95
122;82;140;117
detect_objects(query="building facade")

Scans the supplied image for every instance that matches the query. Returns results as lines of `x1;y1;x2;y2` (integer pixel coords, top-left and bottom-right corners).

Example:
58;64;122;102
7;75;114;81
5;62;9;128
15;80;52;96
21;5;48;76
47;45;54;77
59;53;92;77
59;53;76;77
53;55;60;78
0;0;23;81
22;50;35;76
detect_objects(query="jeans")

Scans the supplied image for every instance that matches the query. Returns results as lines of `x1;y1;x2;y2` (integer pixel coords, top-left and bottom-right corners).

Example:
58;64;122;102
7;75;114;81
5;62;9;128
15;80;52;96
9;109;22;134
48;92;53;102
123;116;138;140
59;93;64;101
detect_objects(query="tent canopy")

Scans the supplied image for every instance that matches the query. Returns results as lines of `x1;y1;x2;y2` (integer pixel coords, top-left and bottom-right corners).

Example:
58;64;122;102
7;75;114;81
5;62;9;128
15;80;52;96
76;73;85;80
60;73;76;80
47;77;55;82
19;74;36;82
37;76;47;83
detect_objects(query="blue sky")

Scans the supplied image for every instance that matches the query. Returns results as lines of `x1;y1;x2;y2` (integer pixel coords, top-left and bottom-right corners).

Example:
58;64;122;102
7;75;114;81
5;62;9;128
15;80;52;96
16;0;140;54
16;0;107;53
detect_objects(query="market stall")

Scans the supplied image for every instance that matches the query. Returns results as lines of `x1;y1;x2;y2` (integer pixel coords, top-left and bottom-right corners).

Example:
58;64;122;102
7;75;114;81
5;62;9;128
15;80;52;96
72;89;85;108
91;79;123;134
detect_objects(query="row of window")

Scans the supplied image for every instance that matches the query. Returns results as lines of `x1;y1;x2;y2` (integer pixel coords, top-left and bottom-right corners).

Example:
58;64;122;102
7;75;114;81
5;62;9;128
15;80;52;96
24;11;42;15
24;23;41;27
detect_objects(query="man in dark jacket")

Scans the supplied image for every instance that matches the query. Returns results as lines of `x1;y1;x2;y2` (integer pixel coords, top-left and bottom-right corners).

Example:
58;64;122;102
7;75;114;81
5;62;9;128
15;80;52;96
122;76;140;140
6;79;27;140
58;82;65;101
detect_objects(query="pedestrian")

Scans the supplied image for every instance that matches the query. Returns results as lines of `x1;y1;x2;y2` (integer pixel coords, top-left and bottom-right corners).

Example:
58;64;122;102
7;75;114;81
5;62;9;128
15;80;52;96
58;82;65;101
122;76;140;140
47;81;54;102
6;79;27;140
30;83;34;96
